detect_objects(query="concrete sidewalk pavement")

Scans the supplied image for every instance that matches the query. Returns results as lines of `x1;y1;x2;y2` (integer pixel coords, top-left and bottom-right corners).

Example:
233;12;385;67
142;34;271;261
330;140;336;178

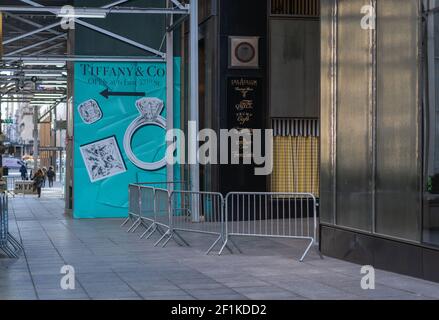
1;189;439;300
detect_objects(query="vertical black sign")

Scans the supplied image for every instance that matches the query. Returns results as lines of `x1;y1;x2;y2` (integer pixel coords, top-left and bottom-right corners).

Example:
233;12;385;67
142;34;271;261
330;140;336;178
227;77;263;161
227;77;262;130
224;76;266;214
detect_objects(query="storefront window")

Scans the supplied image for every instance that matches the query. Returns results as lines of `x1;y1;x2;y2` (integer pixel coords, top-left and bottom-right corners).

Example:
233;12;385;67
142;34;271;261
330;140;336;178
424;5;439;246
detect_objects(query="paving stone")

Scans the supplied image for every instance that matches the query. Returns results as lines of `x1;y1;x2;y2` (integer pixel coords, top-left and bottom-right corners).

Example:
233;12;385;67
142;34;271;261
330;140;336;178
1;190;439;300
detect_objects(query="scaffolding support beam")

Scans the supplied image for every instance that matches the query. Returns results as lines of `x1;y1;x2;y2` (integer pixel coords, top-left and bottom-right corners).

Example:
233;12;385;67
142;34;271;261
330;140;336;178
19;0;135;10
170;0;187;10
2;20;62;45
2;55;164;62
167;14;188;32
4;12;63;36
0;6;189;15
189;0;200;221
102;0;132;9
4;33;66;56
38;99;65;122
8;1;175;58
11;0;184;57
166;0;174;191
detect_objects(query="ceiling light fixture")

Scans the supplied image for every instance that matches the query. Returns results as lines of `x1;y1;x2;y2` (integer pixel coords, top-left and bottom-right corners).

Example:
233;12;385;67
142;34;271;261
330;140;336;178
34;93;64;96
39;85;67;89
56;8;107;19
25;73;64;77
40;81;67;84
23;62;66;67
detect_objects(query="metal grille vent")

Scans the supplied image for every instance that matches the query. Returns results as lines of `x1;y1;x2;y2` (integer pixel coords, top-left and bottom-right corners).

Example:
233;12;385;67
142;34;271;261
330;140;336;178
271;0;320;17
272;118;319;137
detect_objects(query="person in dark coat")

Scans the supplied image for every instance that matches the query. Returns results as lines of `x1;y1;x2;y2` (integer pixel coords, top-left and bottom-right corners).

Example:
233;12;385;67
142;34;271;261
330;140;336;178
19;164;28;180
32;169;44;198
47;166;55;188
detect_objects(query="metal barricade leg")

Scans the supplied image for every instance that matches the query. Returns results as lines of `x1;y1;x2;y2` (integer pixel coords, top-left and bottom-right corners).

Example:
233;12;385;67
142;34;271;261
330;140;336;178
146;224;160;239
0;245;18;258
7;234;23;251
120;216;131;227
143;224;167;240
139;223;156;239
156;225;166;236
161;234;172;247
299;238;314;262
154;230;170;247
218;238;229;255
217;238;234;255
155;229;189;248
127;217;141;232
206;235;222;255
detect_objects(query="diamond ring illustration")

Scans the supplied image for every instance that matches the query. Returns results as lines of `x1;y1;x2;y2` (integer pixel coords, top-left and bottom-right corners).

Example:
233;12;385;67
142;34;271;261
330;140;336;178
123;97;167;171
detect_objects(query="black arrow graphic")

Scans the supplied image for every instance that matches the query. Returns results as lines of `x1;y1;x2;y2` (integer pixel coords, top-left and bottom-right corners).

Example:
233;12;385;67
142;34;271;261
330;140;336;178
100;88;145;99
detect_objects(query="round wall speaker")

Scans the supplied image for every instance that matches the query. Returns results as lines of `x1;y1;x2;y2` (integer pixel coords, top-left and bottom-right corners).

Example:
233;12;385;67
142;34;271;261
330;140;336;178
229;36;259;69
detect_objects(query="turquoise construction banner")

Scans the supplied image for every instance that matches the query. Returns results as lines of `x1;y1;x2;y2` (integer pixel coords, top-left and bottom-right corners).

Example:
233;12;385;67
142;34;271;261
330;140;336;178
73;60;180;218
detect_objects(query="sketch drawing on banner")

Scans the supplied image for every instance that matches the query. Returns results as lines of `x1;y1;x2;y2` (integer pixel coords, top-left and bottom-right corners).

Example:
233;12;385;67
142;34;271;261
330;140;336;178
123;97;167;171
80;136;127;182
78;99;102;124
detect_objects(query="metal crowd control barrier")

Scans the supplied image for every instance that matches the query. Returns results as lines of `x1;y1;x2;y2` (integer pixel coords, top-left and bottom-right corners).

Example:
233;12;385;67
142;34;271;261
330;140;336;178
136;187;171;242
121;184;142;231
5;177;36;197
222;192;320;262
155;191;228;254
5;176;18;197
0;193;23;258
121;181;187;235
148;188;172;243
124;184;321;262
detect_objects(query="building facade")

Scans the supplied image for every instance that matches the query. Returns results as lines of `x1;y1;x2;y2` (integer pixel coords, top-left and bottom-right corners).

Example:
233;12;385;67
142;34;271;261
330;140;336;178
320;0;439;282
190;0;439;282
180;0;320;196
61;0;439;281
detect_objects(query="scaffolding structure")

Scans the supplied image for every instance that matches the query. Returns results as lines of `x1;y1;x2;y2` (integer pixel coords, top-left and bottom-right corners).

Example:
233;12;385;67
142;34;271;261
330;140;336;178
0;0;200;202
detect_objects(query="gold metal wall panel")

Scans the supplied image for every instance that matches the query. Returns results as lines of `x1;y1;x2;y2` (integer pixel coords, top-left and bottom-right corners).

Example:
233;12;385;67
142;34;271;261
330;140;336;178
320;0;336;223
335;0;373;230
375;0;421;241
320;0;422;242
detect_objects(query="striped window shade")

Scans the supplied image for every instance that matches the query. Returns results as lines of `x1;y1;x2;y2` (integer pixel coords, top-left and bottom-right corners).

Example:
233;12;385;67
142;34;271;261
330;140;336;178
271;119;320;197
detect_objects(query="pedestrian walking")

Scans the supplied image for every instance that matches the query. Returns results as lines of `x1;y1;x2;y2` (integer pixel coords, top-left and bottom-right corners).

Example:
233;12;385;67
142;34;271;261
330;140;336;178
19;164;28;180
47;166;55;188
32;169;44;198
42;167;47;187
